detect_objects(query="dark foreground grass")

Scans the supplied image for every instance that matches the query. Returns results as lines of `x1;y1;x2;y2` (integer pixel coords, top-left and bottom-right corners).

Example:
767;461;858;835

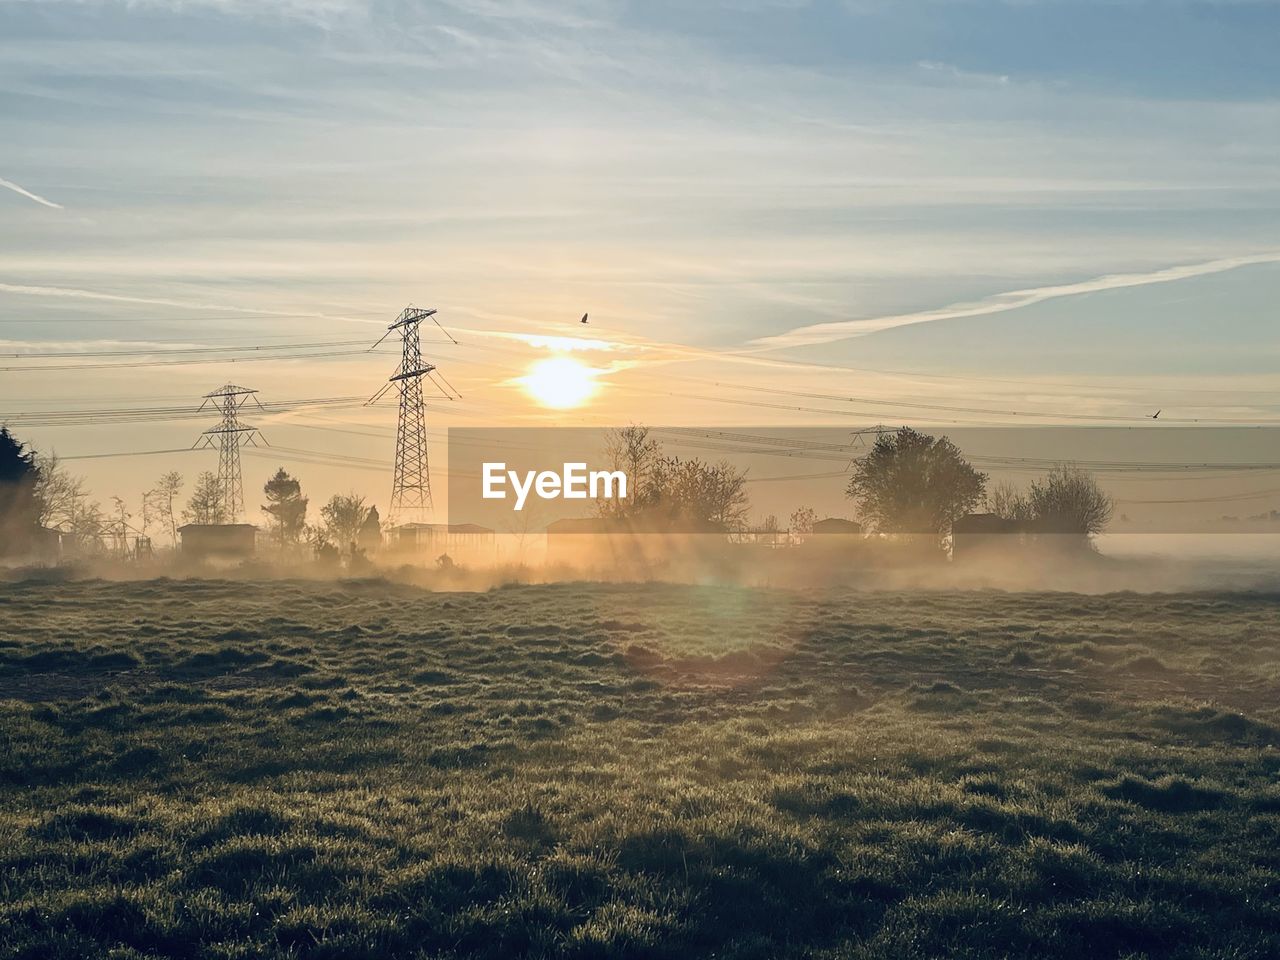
1;578;1279;959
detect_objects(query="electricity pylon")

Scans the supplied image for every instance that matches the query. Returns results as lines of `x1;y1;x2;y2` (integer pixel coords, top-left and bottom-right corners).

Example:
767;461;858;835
368;306;459;526
194;384;264;523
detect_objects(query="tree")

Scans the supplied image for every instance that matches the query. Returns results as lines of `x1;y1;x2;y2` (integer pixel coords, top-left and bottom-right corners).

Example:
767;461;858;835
261;468;308;548
0;427;42;554
1028;465;1113;539
108;495;132;555
648;456;750;530
598;425;662;517
184;471;225;526
32;453;81;530
846;427;986;541
789;506;818;536
139;487;154;539
67;498;106;553
358;504;382;553
596;426;750;530
145;471;184;546
321;492;368;553
986;482;1034;523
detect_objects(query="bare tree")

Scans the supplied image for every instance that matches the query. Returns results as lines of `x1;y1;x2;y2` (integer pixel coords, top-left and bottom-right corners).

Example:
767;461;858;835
986;482;1034;523
596;427;749;529
321;492;368;554
108;496;131;556
67;496;106;552
146;471;184;545
33;453;84;530
184;471;225;526
1028;465;1113;538
648;456;750;530
789;506;818;536
598;424;662;517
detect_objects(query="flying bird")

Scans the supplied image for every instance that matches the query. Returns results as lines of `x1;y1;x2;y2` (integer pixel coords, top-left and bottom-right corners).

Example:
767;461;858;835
1151;410;1161;419
580;313;589;324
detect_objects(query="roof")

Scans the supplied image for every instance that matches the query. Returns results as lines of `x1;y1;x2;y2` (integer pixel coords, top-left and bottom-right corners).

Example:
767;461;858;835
811;517;863;533
546;515;724;534
394;522;494;534
953;513;1020;534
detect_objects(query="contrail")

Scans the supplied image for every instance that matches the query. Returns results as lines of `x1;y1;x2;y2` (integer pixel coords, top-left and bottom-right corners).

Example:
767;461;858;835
0;282;283;313
0;176;64;210
0;281;380;324
751;252;1280;350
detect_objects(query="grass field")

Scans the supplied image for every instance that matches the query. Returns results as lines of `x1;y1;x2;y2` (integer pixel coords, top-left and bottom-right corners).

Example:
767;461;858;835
2;576;1279;959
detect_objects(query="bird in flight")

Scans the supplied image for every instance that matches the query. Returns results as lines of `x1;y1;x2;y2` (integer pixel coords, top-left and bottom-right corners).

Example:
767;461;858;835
580;313;589;324
1151;409;1161;419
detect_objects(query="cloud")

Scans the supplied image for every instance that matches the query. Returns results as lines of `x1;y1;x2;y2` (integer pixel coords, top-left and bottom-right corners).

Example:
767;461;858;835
470;329;627;353
0;281;381;324
917;60;1010;86
0;0;371;29
0;176;64;209
751;252;1280;350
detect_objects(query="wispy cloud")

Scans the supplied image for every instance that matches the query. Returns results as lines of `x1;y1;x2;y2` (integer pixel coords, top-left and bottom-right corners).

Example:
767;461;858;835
471;329;627;353
751;253;1280;350
0;176;63;210
917;60;1010;86
0;0;371;27
0;281;380;324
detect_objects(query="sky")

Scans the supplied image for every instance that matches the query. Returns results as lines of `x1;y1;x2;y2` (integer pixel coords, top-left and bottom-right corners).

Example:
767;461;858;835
2;0;1279;529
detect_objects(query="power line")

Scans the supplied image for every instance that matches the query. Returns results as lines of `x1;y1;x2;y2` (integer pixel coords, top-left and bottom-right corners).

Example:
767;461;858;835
0;338;370;358
710;349;1280;397
59;447;196;461
744;469;851;483
655;375;1280;426
1115;487;1280;505
1;337;458;359
1;395;369;427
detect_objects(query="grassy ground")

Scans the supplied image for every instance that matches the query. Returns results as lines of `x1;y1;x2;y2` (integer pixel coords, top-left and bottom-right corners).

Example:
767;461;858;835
1;577;1279;959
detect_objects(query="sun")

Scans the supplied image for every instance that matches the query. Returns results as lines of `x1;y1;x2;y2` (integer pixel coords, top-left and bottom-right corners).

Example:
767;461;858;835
520;356;600;409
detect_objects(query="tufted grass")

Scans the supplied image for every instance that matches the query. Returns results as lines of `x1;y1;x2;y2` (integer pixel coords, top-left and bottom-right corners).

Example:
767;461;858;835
1;578;1278;958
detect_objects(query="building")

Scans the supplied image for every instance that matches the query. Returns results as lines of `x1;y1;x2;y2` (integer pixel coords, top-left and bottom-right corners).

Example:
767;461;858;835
178;523;256;560
951;513;1021;559
387;523;495;563
810;517;864;536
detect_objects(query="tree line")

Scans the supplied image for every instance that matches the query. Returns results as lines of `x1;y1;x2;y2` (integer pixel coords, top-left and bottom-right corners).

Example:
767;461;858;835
598;424;1113;545
1;422;1113;558
0;426;383;558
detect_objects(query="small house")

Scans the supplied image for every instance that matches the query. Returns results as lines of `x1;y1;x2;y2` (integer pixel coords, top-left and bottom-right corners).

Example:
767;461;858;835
810;517;864;536
178;523;256;560
951;513;1020;559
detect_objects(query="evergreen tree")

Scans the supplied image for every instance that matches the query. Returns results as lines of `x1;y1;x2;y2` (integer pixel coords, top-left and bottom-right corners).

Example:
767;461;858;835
262;468;308;548
0;427;42;555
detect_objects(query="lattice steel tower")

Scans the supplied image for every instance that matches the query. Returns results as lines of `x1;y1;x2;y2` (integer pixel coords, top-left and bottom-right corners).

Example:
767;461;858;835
194;384;264;523
371;307;439;525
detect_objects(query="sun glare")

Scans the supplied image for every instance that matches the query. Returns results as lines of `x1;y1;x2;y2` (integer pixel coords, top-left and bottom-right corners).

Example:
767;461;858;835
521;356;600;409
